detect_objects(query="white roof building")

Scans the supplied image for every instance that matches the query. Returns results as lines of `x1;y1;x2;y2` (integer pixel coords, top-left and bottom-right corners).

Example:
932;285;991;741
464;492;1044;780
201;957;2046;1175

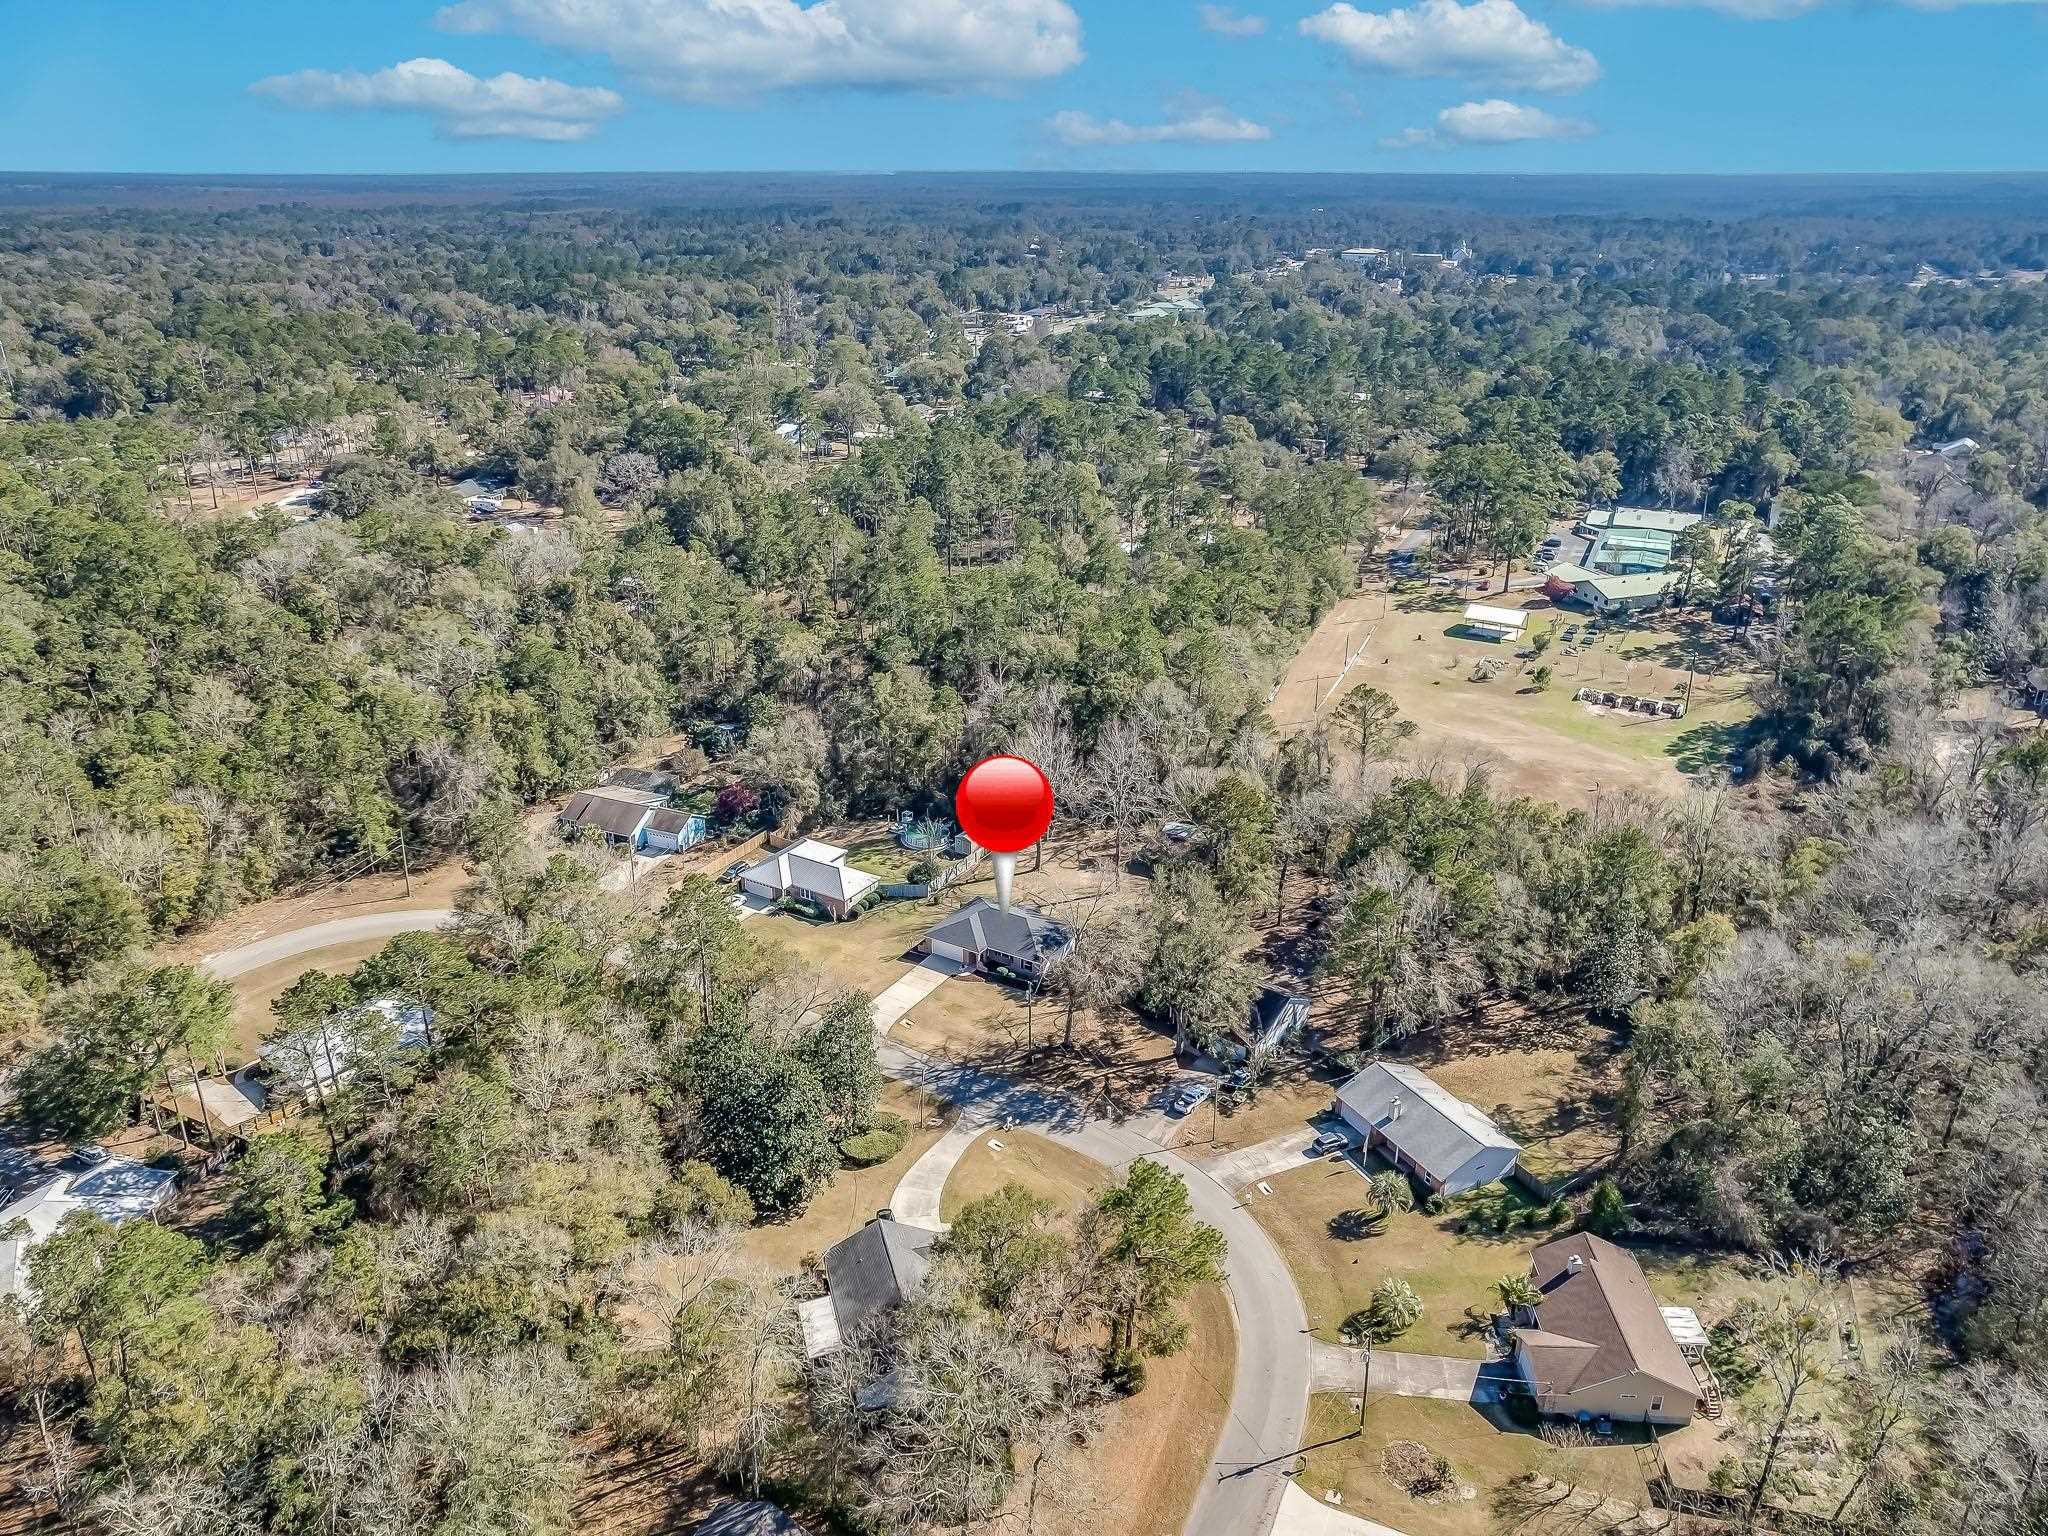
736;839;880;914
1462;603;1529;641
0;1155;179;1300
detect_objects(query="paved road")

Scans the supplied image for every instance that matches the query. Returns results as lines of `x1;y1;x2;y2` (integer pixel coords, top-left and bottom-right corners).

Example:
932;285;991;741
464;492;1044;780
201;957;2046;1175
874;1035;1310;1536
198;913;1316;1536
197;909;456;981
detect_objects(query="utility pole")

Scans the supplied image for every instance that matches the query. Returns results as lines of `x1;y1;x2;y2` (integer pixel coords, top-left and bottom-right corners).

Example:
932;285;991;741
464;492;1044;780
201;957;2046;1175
1360;1339;1372;1429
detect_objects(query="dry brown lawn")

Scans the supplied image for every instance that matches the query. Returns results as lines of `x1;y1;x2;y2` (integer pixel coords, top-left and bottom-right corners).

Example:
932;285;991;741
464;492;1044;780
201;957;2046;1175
938;1130;1111;1222
1272;577;1756;807
1247;1156;1553;1354
1297;1394;1655;1536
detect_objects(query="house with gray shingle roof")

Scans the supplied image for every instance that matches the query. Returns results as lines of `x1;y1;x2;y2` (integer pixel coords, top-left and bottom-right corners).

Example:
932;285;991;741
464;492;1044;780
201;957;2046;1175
798;1214;937;1360
918;897;1072;982
1334;1061;1520;1196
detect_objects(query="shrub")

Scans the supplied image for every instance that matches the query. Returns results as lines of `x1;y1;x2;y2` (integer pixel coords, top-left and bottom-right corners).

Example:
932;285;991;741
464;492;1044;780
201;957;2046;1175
1584;1177;1628;1236
907;854;940;884
1544;1197;1570;1226
1329;1207;1389;1241
1103;1348;1147;1396
1344;1276;1424;1344
713;782;760;824
840;1114;909;1167
1424;1193;1448;1216
1532;664;1553;690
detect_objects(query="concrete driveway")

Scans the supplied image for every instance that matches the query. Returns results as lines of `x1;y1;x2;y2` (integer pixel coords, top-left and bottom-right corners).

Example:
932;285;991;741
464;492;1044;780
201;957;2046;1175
1274;1483;1412;1536
1309;1340;1515;1404
1203;1125;1344;1192
870;954;961;1032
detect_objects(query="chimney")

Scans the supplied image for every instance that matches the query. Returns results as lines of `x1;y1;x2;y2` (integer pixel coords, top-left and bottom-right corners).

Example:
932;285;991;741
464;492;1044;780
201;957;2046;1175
1567;1254;1584;1273
1390;1095;1403;1121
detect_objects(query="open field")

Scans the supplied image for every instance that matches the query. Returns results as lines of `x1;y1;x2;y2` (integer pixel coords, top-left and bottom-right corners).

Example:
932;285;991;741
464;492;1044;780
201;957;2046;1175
936;1130;1234;1536
741;1081;947;1272
1247;1155;1556;1353
1296;1394;1655;1536
1273;581;1758;805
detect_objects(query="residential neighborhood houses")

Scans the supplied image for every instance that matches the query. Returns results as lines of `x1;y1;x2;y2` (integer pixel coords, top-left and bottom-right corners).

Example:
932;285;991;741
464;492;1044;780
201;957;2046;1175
799;1213;936;1361
0;1152;179;1300
917;896;1071;983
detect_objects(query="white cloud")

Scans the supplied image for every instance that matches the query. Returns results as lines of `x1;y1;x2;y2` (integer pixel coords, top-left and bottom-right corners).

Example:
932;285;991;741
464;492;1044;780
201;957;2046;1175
1583;0;2040;14
1199;4;1270;34
1381;97;1595;148
249;57;622;140
435;0;1084;102
1300;0;1599;92
1048;104;1273;146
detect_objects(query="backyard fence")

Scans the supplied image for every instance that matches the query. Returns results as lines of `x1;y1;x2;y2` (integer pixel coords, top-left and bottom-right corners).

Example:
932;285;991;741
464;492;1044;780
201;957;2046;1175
880;846;985;901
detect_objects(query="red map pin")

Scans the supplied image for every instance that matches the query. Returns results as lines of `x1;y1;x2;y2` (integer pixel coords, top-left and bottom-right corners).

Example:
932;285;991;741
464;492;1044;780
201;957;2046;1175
955;755;1054;913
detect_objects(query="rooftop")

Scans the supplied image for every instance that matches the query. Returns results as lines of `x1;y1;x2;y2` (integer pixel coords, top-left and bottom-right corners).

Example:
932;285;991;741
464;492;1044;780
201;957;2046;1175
1336;1061;1518;1185
0;1155;179;1299
925;897;1071;964
822;1217;936;1340
1517;1232;1698;1401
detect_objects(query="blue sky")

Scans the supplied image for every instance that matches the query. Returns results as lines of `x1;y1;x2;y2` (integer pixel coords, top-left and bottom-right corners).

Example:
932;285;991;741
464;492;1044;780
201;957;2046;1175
4;0;2045;175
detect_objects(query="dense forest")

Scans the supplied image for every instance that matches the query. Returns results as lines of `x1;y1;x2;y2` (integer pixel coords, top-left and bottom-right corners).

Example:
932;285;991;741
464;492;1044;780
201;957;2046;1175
9;177;2048;1536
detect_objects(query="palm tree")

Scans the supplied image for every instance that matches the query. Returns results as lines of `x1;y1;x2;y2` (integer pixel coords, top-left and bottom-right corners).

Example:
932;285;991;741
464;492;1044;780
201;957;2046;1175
1369;1170;1415;1214
1496;1272;1542;1314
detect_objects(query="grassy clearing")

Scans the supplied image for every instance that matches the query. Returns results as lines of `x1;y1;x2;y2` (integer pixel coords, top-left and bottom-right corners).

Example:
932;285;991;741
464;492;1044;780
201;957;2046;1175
1295;1394;1654;1536
1247;1156;1562;1353
939;1130;1111;1222
1279;584;1758;805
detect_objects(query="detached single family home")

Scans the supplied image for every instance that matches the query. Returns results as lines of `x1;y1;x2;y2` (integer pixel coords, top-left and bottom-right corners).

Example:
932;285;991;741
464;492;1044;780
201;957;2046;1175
557;786;707;854
798;1213;936;1359
0;1152;179;1301
1334;1061;1520;1196
1507;1232;1704;1427
919;898;1072;982
737;838;879;920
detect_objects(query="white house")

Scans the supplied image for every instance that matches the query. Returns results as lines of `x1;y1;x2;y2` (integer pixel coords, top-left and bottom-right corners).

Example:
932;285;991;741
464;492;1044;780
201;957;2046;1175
0;1153;179;1301
1334;1061;1520;1196
737;839;879;920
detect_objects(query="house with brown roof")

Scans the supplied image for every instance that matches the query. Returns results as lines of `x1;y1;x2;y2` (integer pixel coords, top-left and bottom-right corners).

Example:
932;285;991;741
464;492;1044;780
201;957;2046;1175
1507;1232;1703;1426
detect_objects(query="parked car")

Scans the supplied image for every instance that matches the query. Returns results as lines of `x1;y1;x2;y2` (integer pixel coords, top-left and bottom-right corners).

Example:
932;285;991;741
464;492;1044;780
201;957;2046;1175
1168;1082;1212;1116
1308;1129;1349;1158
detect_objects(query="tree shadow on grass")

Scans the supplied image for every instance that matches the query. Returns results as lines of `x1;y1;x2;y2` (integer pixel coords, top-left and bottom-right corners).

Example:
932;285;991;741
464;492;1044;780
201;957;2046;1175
1664;717;1748;776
